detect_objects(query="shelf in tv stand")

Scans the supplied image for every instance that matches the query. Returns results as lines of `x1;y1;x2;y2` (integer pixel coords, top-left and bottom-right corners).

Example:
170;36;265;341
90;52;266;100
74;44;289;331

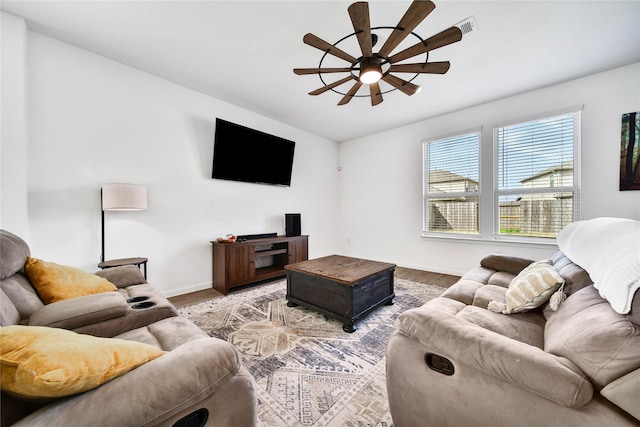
255;248;288;258
255;265;285;279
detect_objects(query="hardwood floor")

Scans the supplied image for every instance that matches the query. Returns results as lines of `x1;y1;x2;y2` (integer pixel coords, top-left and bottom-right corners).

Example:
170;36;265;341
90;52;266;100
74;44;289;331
169;266;460;308
396;266;460;287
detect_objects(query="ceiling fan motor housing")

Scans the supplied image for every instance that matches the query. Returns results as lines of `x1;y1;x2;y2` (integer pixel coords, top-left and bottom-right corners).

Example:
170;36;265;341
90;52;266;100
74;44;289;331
358;56;384;84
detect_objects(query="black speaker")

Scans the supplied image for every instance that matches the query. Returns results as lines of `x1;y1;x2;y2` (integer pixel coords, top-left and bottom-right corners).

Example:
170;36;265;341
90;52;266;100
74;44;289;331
285;213;301;236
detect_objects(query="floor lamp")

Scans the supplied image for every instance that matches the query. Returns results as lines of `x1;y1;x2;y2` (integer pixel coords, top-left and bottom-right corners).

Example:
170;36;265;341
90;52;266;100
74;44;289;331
100;183;147;263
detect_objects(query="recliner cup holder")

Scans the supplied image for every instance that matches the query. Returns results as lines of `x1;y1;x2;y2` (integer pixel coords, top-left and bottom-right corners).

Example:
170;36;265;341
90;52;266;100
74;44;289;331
132;301;156;309
127;296;150;303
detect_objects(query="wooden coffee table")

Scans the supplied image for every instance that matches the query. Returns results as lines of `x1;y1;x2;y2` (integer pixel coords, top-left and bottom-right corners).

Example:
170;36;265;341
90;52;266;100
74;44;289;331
285;255;396;333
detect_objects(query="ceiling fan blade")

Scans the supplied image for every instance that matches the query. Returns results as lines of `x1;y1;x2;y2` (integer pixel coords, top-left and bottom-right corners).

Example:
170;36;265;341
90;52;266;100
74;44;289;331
388;27;462;64
309;76;355;95
338;81;363;106
294;67;353;75
389;61;450;74
348;2;373;57
370;82;383;106
303;33;357;64
382;74;420;96
378;0;436;57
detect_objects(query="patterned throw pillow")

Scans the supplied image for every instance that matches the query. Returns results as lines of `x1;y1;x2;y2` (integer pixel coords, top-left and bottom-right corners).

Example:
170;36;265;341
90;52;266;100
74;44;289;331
488;260;565;314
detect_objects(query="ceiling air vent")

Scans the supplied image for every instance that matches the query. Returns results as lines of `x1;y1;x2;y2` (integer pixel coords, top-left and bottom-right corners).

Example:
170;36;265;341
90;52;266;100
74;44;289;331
455;16;476;35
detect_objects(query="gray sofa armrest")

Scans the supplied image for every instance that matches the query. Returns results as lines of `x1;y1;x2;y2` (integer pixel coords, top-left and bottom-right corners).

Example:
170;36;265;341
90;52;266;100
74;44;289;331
94;265;146;288
395;302;594;408
480;253;535;275
14;337;257;427
27;292;128;329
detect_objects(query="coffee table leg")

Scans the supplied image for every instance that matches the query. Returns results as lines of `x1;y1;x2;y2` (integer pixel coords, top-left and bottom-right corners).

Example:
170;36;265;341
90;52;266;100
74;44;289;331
343;322;356;333
287;301;298;307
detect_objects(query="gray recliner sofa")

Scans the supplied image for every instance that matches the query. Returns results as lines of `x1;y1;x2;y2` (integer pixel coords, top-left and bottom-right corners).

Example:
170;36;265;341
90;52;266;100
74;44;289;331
1;229;257;426
386;219;640;426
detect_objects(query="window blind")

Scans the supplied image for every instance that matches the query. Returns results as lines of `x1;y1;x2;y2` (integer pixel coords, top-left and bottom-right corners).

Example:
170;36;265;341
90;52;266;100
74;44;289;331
423;132;480;235
494;112;580;239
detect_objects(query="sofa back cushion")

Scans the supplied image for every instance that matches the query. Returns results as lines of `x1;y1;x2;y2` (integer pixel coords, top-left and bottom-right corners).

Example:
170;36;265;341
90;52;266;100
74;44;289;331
94;265;147;287
542;251;594;319
544;285;640;390
0;230;30;280
0;289;20;326
550;251;593;297
0;273;44;321
480;254;534;275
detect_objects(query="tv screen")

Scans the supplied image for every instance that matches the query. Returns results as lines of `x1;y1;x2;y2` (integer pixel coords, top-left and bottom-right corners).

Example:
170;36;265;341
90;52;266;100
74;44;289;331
212;118;296;186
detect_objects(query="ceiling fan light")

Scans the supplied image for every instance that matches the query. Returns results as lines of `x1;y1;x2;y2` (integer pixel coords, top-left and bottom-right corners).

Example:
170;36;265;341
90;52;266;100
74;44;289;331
359;59;383;84
360;69;382;84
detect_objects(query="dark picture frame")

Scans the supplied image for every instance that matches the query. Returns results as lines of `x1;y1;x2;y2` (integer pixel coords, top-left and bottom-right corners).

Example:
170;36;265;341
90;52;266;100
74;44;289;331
620;111;640;191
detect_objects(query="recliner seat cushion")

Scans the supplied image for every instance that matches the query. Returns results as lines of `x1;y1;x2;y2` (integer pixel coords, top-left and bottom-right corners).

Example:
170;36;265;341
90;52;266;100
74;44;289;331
544;285;640;389
455;304;546;348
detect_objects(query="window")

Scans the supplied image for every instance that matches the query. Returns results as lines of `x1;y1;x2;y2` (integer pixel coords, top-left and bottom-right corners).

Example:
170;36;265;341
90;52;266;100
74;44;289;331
423;131;480;236
494;111;580;240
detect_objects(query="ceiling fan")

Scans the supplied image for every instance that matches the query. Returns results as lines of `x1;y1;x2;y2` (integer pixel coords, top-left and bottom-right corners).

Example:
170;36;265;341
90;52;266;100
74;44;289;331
293;0;463;106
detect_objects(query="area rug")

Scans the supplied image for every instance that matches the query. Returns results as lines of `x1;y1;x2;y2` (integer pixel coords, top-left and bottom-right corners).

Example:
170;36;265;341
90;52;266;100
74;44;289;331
178;278;446;427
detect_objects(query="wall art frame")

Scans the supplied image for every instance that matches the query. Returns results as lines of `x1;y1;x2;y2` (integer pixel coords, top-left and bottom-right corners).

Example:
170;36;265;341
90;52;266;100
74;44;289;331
620;111;640;191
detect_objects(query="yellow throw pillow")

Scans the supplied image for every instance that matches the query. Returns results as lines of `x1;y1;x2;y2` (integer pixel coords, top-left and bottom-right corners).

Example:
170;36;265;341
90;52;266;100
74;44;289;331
0;325;165;398
488;260;565;314
24;257;117;304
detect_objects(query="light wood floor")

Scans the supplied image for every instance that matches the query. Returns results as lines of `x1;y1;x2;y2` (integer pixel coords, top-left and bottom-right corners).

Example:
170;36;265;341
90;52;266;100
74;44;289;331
169;267;460;308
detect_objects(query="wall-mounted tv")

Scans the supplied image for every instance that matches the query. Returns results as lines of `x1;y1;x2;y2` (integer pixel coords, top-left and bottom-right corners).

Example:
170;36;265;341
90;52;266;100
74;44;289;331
212;118;296;187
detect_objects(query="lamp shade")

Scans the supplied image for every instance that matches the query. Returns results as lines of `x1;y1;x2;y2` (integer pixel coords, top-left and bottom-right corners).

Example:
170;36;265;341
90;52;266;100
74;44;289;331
101;184;147;211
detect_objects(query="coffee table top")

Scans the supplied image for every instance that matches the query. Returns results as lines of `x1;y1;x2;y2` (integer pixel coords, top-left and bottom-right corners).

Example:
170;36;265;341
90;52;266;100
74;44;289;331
285;255;395;285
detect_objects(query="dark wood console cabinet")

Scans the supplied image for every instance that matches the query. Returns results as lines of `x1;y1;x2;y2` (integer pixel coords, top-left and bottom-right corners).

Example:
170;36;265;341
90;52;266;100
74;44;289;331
211;235;308;295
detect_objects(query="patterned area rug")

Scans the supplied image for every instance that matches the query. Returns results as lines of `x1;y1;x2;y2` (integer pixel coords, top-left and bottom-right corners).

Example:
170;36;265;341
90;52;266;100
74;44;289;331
178;278;445;427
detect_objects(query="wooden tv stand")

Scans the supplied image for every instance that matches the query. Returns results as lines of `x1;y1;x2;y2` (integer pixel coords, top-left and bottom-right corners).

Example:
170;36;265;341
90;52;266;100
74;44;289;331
211;235;308;295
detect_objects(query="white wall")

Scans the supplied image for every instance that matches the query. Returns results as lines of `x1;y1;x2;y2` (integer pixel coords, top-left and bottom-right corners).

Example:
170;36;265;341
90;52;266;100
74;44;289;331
21;30;339;296
338;63;640;276
1;12;29;238
3;11;638;291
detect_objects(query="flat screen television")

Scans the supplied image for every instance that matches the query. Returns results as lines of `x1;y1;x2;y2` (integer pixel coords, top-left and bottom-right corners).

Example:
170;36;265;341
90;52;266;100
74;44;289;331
212;118;296;187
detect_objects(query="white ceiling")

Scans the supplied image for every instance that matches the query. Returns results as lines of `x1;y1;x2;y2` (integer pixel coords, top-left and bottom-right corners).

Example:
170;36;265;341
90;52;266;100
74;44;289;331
2;0;640;142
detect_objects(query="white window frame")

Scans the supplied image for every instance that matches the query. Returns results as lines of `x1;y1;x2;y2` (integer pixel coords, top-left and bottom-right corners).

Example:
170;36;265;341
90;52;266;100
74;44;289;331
422;130;481;238
492;109;582;243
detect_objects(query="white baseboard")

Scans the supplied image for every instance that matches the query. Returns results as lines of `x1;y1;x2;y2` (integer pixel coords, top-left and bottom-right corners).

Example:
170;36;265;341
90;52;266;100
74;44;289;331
162;281;212;298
